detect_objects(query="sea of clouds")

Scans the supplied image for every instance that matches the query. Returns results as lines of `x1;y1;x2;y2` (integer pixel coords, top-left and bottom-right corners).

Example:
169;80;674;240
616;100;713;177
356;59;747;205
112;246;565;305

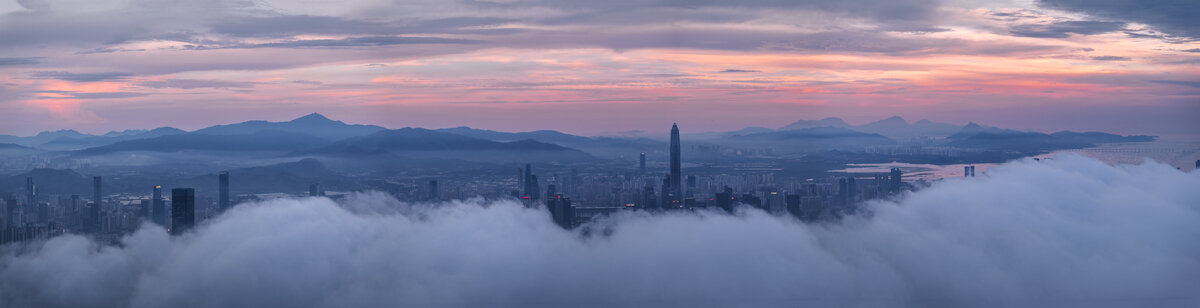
1;155;1198;307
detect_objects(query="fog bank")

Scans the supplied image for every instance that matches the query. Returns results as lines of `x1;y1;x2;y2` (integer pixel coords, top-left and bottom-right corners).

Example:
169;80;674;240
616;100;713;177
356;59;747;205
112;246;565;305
2;155;1198;307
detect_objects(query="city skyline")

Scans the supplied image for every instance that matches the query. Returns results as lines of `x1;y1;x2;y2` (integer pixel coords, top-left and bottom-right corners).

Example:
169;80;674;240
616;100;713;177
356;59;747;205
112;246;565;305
1;1;1198;136
1;1;1198;306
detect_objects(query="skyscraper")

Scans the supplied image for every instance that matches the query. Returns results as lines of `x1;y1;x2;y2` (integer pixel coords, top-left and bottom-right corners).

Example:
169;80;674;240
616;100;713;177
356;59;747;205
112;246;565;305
429;180;439;201
546;194;574;229
669;123;681;198
4;197;16;228
171;188;195;235
838;178;848;205
218;171;230;212
152;186;166;226
309;183;321;197
523;163;539;201
639;152;646;173
847;177;857;205
25;177;35;207
70;195;80;229
92;176;102;233
889;168;903;193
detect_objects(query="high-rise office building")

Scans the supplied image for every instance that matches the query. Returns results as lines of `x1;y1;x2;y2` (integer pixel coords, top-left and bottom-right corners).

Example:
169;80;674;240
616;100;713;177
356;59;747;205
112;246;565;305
847;177;857;205
429;180;439;201
528;175;540;201
25;177;36;207
309;183;322;197
218;171;230;212
716;186;734;213
889;168;903;193
4;197;16;228
70;195;80;228
92;176;102;233
639;152;646;173
642;186;658;211
546;194;574;229
171;188;195;235
139;199;151;220
523;163;540;201
152;186;166;226
669;123;681;197
837;178;848;205
785;194;801;219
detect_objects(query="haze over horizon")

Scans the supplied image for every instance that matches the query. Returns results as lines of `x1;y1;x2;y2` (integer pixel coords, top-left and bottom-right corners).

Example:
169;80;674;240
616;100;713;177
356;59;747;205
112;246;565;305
1;0;1197;136
2;1;1198;307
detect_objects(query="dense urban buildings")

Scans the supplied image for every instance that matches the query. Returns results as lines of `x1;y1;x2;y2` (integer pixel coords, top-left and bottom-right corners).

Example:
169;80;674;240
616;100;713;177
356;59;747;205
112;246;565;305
0;121;932;242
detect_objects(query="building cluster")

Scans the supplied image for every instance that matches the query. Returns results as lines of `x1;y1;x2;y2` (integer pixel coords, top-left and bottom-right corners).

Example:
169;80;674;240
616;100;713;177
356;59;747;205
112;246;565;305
1;172;240;244
508;123;913;230
2;122;927;242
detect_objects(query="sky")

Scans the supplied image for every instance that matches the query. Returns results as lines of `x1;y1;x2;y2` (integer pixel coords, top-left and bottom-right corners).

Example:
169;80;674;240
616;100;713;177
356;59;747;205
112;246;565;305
2;155;1199;307
0;0;1197;136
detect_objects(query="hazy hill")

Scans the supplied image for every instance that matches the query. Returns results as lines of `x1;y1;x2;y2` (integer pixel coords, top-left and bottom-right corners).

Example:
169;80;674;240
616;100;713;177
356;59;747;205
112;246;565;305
729;126;895;150
79;130;330;154
301;128;594;163
437;126;662;157
39;127;187;150
945;123;1154;152
1048;131;1156;144
435;127;593;145
174;158;352;195
779;118;852;130
0;129;91;147
0;168;99;196
854;116;961;139
193;113;385;141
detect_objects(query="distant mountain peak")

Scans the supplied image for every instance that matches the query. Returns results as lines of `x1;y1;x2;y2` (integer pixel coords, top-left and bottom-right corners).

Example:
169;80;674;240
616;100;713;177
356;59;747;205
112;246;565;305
36;129;86;137
880;116;907;123
780;117;851;130
964;122;982;129
915;119;933;124
291;113;337;124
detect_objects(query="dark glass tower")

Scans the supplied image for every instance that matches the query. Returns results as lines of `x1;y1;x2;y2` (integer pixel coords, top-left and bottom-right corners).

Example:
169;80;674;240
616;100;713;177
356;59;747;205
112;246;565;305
171;188;195;235
152;186;166;226
669;123;681;197
218;171;230;212
639;152;646;173
25;177;35;207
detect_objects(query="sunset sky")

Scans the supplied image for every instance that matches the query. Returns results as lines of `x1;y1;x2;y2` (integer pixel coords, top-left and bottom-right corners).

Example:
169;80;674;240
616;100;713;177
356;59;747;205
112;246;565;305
1;0;1197;136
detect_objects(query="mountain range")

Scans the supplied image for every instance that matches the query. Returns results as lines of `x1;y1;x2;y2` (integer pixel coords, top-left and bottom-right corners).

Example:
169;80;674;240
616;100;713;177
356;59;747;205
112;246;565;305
0;113;1157;168
779;116;960;140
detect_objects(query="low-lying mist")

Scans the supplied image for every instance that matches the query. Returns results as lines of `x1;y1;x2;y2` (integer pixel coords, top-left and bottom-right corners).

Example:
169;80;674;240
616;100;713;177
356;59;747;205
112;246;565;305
2;155;1198;307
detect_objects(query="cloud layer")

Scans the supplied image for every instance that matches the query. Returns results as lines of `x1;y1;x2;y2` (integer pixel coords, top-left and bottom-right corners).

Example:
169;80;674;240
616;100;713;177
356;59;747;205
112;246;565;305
2;155;1199;307
1;0;1197;135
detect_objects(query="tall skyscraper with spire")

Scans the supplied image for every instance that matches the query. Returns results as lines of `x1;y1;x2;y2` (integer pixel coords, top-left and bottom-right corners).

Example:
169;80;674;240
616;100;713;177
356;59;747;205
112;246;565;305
669;123;681;198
